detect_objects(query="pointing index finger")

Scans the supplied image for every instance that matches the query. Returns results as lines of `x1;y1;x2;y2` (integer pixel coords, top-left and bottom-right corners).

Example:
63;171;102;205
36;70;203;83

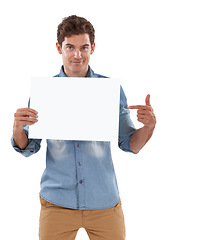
128;105;139;109
128;105;151;110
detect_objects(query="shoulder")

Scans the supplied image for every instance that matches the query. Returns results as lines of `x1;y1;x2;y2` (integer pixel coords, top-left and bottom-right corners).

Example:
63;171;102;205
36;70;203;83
89;68;108;78
120;85;128;106
92;72;108;78
88;66;108;78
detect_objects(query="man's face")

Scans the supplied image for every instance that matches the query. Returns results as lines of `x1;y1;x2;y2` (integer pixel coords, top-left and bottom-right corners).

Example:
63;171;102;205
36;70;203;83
56;34;95;77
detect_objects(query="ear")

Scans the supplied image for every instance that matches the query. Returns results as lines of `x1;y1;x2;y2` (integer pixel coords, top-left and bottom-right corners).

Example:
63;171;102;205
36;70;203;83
56;42;62;54
90;42;95;55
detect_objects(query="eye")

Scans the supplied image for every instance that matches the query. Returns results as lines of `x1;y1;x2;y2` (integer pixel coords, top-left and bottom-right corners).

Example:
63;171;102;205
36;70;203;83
67;46;73;50
81;46;89;51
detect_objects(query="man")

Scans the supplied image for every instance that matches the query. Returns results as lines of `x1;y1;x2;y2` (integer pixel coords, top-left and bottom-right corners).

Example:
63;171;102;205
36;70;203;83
11;15;156;240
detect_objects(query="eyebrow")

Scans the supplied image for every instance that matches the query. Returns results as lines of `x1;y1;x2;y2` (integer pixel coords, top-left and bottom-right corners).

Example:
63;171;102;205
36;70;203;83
65;44;90;47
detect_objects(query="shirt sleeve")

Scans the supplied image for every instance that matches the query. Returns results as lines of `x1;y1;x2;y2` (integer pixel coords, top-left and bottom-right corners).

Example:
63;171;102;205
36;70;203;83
118;85;137;153
11;99;42;157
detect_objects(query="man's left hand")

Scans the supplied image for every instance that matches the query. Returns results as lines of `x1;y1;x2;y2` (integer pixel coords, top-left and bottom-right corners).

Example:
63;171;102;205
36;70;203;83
128;94;156;129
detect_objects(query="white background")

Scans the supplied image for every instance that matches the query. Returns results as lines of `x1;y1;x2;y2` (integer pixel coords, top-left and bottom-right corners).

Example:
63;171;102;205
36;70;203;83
1;0;206;239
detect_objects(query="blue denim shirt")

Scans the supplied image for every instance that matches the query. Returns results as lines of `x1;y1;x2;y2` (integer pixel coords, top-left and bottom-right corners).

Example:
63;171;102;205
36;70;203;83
11;65;137;209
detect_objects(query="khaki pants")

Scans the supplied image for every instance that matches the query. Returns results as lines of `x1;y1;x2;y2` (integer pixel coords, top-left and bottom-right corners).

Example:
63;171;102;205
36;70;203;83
39;196;126;240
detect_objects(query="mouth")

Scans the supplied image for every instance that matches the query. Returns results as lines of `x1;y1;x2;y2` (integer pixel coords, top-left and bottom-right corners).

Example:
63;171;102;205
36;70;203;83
71;60;82;64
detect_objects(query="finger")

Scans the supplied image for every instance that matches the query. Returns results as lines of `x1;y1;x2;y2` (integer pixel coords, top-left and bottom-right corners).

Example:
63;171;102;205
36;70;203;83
137;114;150;120
128;105;137;109
145;94;151;106
137;117;147;123
137;117;149;125
14;120;38;127
15;111;38;118
15;116;38;123
137;109;152;115
137;116;150;122
128;105;142;109
129;105;152;111
16;108;38;114
17;121;38;126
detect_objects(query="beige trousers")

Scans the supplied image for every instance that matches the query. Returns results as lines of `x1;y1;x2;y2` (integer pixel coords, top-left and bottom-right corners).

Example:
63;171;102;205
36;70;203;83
39;195;126;240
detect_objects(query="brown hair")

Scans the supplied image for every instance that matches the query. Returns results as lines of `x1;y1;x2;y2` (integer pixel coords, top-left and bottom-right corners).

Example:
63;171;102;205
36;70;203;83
57;15;95;47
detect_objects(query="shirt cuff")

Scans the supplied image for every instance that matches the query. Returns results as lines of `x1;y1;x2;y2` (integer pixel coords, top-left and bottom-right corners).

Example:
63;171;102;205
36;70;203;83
11;135;40;157
118;130;137;154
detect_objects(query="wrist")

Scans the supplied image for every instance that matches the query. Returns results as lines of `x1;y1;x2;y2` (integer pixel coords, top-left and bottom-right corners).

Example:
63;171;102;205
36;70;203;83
143;125;155;132
13;126;24;134
13;125;27;139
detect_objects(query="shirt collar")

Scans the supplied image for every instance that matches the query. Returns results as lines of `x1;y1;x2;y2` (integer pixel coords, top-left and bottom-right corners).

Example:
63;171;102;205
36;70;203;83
59;65;94;78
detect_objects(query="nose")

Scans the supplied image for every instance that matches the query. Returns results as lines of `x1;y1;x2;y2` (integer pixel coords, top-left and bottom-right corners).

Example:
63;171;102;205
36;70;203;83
74;49;81;59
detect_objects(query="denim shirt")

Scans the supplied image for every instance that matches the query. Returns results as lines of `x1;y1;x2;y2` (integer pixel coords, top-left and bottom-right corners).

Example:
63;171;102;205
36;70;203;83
11;65;137;209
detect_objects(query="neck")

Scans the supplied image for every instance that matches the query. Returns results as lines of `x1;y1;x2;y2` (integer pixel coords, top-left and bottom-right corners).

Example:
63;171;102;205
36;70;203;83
64;66;89;77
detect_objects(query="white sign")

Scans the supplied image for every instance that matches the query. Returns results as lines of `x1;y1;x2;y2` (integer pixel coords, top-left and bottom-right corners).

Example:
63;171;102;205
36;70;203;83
29;77;120;141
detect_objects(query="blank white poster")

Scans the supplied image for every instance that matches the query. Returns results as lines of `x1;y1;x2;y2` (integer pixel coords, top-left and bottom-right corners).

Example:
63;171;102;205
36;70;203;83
29;77;120;141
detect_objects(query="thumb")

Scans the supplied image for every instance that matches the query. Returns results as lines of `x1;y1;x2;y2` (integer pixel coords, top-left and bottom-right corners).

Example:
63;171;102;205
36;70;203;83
145;94;151;106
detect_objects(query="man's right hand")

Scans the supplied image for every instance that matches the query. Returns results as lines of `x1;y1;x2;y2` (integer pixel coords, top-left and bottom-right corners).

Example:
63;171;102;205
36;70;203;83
13;108;38;131
13;108;38;150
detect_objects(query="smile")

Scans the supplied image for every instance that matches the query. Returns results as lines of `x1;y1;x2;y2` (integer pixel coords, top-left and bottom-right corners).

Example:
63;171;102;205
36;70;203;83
72;61;82;64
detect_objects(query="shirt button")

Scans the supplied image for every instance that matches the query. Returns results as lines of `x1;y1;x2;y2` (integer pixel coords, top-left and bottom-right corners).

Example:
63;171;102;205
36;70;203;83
78;162;81;166
79;180;83;184
77;144;80;147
